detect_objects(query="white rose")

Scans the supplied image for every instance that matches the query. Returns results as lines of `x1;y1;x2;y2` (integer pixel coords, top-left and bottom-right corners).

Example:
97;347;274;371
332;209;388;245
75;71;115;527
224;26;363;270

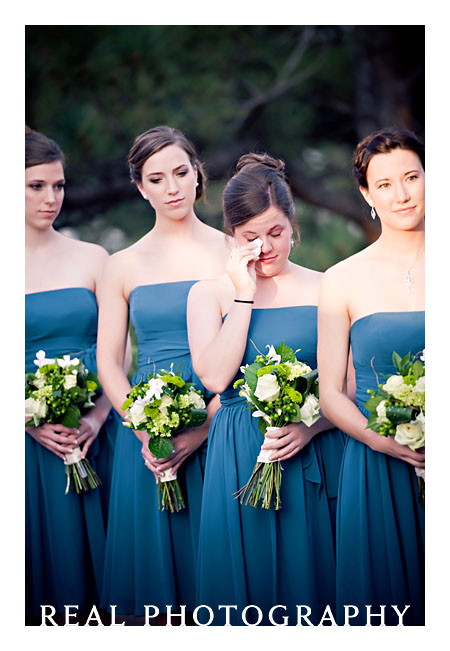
64;374;77;390
300;393;321;427
414;376;425;393
254;374;280;402
25;396;47;425
383;375;405;394
376;399;389;424
188;390;206;409
128;401;148;428
394;421;425;451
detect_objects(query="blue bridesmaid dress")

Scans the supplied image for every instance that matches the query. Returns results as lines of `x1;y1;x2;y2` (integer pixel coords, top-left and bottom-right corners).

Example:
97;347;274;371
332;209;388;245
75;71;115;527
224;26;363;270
101;281;208;615
336;311;425;625
25;288;110;617
196;306;346;625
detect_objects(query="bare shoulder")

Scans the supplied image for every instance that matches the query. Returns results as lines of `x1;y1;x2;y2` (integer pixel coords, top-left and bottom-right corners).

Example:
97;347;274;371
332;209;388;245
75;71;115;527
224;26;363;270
188;274;227;302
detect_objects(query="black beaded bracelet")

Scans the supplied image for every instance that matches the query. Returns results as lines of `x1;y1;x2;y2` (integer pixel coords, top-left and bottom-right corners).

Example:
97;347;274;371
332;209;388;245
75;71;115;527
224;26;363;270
234;299;254;304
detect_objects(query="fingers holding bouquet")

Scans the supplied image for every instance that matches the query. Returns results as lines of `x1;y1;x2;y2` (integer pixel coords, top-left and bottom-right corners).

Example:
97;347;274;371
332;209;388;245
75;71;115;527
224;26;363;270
26;422;79;460
261;422;315;462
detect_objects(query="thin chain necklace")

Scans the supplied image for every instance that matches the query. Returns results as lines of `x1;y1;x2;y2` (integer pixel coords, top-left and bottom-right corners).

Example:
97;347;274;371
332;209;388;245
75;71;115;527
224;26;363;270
404;247;425;294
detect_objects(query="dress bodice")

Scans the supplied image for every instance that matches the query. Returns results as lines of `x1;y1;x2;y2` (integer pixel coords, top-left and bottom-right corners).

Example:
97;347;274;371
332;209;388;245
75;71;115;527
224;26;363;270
220;305;318;407
350;311;425;410
25;288;99;373
129;281;198;383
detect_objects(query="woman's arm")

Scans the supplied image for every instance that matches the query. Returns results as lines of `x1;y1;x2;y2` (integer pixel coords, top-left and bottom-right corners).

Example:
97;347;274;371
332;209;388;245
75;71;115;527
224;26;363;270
187;243;259;393
317;266;424;469
96;254;139;435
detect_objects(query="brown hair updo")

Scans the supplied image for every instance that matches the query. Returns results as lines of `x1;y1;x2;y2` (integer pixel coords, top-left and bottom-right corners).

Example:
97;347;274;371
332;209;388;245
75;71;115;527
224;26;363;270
25;125;65;169
128;125;207;200
353;127;425;189
222;152;296;233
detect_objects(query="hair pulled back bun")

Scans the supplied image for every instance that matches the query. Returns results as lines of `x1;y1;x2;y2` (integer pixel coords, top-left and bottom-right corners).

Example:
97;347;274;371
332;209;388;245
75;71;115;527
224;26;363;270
25;125;65;169
353;126;424;188
235;152;287;179
223;152;295;232
128;125;207;201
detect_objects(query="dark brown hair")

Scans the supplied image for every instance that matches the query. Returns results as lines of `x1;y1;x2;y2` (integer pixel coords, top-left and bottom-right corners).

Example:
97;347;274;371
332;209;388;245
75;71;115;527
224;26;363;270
353;127;425;188
25;125;65;169
128;125;206;200
222;152;296;233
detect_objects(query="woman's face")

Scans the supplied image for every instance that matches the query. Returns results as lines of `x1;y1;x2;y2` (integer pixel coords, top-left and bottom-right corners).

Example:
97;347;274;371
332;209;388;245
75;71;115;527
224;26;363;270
137;144;197;219
233;206;293;278
25;161;65;230
360;148;425;232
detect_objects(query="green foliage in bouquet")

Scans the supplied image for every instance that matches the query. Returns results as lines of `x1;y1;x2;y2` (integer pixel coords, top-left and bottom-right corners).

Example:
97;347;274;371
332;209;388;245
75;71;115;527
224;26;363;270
233;342;321;510
364;350;425;506
121;366;207;512
25;351;101;494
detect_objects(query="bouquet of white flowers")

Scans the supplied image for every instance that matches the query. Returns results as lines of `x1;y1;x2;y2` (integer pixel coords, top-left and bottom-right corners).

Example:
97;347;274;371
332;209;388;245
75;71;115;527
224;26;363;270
364;350;425;506
121;366;207;513
25;350;101;494
233;342;321;510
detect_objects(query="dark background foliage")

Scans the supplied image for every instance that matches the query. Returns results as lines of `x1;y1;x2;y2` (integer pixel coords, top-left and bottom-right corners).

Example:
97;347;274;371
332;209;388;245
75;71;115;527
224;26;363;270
26;25;424;270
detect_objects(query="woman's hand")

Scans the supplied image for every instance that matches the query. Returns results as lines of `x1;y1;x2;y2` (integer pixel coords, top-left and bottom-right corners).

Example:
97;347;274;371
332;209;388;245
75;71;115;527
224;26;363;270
77;413;103;459
261;422;316;462
141;426;208;483
25;423;79;460
370;433;425;469
226;243;259;300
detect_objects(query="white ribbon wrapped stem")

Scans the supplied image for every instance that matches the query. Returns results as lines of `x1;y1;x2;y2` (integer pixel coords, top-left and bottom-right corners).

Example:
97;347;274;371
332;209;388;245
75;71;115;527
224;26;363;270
64;446;83;465
256;426;281;463
159;468;177;482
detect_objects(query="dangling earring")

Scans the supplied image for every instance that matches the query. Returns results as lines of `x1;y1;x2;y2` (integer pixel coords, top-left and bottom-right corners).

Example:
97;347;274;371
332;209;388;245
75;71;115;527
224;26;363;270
371;206;376;220
290;237;294;249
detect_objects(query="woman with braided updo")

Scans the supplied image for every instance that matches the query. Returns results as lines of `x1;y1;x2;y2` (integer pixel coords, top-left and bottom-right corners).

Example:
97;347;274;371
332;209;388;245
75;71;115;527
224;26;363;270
187;152;346;625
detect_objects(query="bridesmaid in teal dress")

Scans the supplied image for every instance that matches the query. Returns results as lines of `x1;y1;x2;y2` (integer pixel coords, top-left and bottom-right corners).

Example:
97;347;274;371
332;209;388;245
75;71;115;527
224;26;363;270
97;126;228;618
187;153;346;625
318;127;425;625
25;127;119;619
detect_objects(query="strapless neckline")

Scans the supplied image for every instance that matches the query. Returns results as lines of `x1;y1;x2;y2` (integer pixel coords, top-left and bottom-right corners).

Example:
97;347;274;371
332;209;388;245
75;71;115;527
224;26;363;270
351;310;425;331
25;287;95;297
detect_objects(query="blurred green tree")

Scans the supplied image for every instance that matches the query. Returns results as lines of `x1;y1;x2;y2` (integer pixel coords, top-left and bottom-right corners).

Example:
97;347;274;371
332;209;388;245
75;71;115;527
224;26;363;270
26;25;423;269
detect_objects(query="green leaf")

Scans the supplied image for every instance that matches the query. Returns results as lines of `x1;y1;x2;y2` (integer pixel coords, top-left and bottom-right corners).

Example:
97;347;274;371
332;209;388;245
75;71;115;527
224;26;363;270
163;375;185;388
295;368;318;396
257;365;277;376
275;341;296;363
244;362;264;392
148;436;174;459
258;417;268;435
412;360;424;378
61;406;81;428
365;413;381;432
392;351;403;373
364;393;386;412
385;405;416;425
186;408;207;428
121;397;133;411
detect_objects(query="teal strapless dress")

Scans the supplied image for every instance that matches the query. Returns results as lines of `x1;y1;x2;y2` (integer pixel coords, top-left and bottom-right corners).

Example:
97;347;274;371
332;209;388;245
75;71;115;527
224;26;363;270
101;281;208;615
336;311;425;625
25;288;112;617
196;306;346;625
